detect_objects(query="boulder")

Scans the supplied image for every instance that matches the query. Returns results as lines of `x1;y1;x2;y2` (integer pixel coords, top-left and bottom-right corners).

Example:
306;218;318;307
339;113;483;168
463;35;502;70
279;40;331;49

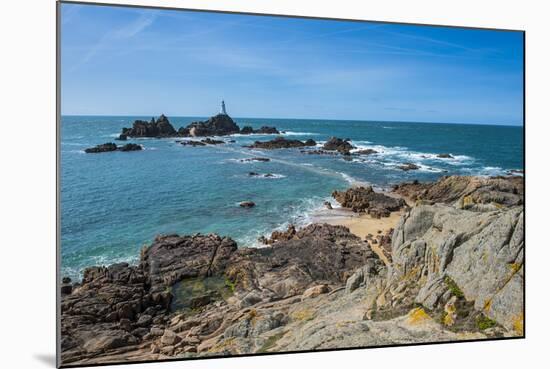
239;201;255;208
322;137;354;154
119;143;142;152
84;143;118;153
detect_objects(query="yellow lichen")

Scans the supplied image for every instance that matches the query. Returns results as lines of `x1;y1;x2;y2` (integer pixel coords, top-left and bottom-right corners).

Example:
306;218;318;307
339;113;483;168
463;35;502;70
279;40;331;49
291;308;315;322
483;299;492;313
512;313;524;335
407;307;431;325
462;195;474;207
509;263;522;274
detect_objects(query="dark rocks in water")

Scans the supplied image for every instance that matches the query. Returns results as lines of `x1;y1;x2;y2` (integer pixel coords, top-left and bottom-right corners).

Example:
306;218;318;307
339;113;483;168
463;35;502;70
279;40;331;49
240;126;279;135
116;134;128;141
356;149;378;155
239;201;256;208
85;142;143;153
240;157;270;162
324;201;333;209
332;186;405;215
322;137;354;154
245;136;316;149
248;172;275;178
180;140;206;147
119;143;142;152
182;114;240;137
398;163;420;171
121;114;177;138
201;138;224;145
84;143;118;153
300;149;338;155
437;153;453;159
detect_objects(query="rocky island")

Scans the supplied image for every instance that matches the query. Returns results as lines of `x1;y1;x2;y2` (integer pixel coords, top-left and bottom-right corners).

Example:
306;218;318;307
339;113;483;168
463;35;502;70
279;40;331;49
119;104;280;139
60;175;524;365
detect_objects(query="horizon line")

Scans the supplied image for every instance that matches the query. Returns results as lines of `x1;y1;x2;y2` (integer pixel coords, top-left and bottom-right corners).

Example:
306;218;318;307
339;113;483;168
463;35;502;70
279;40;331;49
59;113;524;128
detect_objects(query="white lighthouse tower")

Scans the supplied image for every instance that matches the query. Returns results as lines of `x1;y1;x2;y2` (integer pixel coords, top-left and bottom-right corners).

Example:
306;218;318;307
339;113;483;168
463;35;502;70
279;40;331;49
221;100;227;115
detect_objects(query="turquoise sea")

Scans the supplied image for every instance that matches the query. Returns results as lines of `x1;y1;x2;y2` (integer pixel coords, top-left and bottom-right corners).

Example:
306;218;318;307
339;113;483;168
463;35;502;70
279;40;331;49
60;116;524;279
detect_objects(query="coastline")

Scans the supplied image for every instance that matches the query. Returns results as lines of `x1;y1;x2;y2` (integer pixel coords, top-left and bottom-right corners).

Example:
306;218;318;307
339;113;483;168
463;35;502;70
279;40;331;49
59;175;524;365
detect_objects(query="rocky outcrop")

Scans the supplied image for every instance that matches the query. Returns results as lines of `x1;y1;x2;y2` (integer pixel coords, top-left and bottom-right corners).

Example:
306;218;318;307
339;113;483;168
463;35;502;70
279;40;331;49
392;175;524;207
240;126;279;135
119;143;143;152
386;203;524;334
85;143;142;153
322;137;354;154
332;186;406;216
84;143;118;153
61;224;382;364
121;115;177;138
60;176;524;365
179;114;240;137
245;137;316;149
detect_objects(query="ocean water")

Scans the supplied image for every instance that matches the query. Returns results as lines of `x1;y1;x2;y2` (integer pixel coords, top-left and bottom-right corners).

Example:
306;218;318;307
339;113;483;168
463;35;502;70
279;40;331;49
60;116;524;279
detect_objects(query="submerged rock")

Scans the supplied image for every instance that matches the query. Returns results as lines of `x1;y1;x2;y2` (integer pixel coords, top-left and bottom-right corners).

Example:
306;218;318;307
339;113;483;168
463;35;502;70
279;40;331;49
398;162;420;171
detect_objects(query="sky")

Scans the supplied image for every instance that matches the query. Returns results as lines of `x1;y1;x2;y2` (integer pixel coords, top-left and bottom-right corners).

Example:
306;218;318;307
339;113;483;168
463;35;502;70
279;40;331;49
60;3;524;125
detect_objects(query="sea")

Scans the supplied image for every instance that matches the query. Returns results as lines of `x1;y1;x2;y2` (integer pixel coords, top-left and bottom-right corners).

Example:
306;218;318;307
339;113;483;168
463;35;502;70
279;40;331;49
60;116;524;280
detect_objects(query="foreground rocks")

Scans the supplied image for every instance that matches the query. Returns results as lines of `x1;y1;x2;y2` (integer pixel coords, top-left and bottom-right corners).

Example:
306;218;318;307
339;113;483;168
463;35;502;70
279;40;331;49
85;143;142;153
245;137;316;149
60;175;524;365
332;186;406;217
392;175;524;209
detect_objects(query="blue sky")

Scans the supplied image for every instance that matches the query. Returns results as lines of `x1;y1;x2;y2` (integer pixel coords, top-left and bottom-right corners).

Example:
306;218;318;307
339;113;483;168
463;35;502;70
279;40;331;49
61;3;524;125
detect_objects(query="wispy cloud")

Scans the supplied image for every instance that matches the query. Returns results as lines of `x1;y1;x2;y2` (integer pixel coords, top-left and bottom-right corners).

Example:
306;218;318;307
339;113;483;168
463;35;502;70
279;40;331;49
68;11;157;72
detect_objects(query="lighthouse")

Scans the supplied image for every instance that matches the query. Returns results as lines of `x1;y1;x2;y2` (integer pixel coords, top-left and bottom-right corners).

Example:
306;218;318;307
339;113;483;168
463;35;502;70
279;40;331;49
221;100;227;115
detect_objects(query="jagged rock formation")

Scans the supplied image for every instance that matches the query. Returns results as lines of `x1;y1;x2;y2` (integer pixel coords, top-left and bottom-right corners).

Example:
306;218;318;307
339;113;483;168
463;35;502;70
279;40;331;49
179;114;240;137
121;115;177;138
332;186;406;217
322;137;354;154
392;175;524;208
245;137;316;149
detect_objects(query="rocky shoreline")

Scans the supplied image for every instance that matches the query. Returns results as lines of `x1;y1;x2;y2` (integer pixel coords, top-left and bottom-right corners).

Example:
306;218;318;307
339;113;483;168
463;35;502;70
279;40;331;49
60;175;524;365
